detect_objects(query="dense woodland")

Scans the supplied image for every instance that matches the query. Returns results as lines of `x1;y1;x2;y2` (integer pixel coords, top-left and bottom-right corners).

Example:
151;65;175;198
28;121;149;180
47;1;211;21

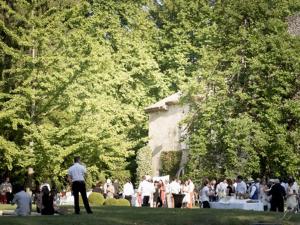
0;0;300;188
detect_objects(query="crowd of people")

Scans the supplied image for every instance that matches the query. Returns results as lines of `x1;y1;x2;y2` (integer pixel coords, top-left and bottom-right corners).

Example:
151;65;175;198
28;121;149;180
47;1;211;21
198;176;299;212
1;158;299;216
92;176;195;208
118;175;299;213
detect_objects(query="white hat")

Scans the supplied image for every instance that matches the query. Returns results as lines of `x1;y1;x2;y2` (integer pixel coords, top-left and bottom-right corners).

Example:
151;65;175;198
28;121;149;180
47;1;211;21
106;179;112;184
270;178;280;183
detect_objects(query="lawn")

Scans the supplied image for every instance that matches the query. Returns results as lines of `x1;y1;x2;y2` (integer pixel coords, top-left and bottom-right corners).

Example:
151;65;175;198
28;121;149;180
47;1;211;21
0;205;300;225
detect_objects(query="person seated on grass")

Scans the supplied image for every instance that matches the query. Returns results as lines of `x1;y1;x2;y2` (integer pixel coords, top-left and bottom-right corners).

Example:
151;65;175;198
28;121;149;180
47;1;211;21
11;184;31;216
41;186;55;215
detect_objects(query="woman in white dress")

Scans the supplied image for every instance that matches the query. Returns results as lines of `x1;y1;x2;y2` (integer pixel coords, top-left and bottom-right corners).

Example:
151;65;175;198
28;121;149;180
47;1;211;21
216;179;228;200
286;180;298;212
182;181;190;208
259;179;271;211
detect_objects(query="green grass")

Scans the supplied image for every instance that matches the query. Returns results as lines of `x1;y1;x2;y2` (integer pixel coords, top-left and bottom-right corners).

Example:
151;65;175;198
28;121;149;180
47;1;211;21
0;205;300;225
0;204;16;210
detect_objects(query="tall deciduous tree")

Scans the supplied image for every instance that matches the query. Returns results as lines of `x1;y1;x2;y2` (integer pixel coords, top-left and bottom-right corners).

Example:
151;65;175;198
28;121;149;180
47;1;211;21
0;0;169;186
184;0;300;180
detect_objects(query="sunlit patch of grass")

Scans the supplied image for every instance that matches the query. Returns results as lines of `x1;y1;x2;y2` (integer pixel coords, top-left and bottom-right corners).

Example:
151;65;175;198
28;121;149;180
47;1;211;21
0;205;16;210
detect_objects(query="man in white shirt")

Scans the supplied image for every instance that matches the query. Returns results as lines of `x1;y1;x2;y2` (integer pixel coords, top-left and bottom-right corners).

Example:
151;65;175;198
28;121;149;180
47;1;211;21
138;176;154;207
11;185;31;216
236;176;247;198
170;179;181;194
68;156;92;214
123;180;134;206
169;179;181;208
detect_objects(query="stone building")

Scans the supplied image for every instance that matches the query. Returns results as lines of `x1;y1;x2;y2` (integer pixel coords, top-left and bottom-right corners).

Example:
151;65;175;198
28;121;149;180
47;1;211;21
288;13;300;36
145;93;189;176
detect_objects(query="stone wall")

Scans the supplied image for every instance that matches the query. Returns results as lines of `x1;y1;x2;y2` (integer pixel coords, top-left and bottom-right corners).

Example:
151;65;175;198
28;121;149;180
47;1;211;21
148;104;188;176
288;14;300;36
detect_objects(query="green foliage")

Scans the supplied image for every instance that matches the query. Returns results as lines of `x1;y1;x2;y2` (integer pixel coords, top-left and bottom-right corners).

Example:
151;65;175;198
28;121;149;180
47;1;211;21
85;166;106;189
88;192;105;206
182;0;300;180
103;198;130;206
160;151;182;177
0;0;169;186
1;0;300;187
136;146;152;182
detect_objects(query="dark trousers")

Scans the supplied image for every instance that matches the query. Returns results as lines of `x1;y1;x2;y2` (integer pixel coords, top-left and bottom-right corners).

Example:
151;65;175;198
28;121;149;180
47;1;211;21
202;201;210;208
270;199;284;212
125;195;132;206
142;196;150;207
155;196;163;207
6;192;13;204
72;181;92;214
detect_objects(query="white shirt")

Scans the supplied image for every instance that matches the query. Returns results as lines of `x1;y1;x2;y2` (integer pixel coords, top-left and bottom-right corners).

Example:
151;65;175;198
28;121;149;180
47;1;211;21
12;191;31;216
123;182;134;196
201;186;210;202
291;182;299;193
165;183;170;194
236;181;247;194
188;181;195;193
216;182;228;197
138;180;154;197
233;182;237;191
68;162;86;182
281;182;288;193
170;181;181;194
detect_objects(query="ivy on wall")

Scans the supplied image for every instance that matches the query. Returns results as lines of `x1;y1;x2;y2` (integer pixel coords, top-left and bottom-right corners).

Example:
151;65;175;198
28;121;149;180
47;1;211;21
160;151;182;177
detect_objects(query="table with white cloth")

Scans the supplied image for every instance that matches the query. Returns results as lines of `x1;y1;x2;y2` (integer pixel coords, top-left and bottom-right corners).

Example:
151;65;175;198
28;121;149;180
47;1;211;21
209;197;264;211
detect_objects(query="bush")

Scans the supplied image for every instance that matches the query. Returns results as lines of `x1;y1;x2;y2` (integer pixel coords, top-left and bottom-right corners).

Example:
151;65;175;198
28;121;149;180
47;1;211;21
116;199;131;206
88;192;105;205
79;192;105;206
103;198;130;206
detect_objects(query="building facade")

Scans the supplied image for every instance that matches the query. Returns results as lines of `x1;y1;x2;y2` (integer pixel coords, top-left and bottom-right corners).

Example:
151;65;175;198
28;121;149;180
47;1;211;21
145;93;189;176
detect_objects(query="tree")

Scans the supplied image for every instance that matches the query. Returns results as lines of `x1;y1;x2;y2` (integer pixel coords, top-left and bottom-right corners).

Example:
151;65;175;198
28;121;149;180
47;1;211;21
136;146;152;183
0;0;171;186
183;0;300;180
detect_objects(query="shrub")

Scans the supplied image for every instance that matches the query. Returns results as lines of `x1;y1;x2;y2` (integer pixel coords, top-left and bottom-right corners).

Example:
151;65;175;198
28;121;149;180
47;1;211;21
79;192;105;206
103;198;130;206
160;151;182;177
103;198;118;206
116;199;131;206
88;192;105;205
